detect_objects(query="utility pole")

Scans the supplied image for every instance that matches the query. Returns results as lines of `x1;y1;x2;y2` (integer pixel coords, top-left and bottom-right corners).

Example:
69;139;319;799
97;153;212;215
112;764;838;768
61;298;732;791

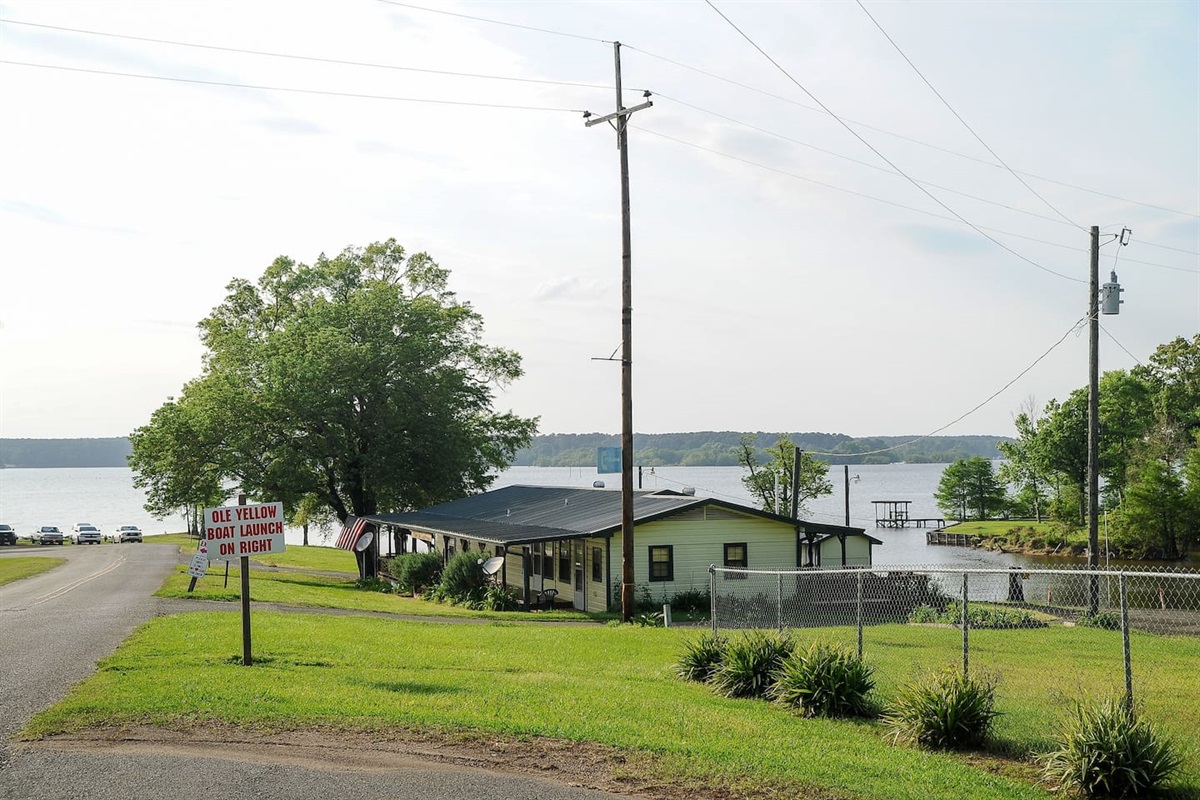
1087;225;1100;615
584;43;651;622
1087;225;1129;614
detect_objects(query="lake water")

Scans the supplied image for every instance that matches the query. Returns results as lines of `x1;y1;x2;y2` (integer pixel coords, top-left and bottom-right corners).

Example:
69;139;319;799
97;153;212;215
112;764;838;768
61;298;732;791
1;464;1192;570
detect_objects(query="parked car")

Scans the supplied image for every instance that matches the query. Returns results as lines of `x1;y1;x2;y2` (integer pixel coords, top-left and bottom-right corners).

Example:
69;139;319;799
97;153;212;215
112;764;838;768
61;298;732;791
115;525;143;543
0;524;17;546
72;523;103;545
34;526;64;545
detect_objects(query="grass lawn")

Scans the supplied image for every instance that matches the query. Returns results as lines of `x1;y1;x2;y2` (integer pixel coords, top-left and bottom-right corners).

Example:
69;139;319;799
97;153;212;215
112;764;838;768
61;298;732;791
147;533;358;573
0;556;65;585
156;563;595;622
18;613;1089;800
947;521;1087;553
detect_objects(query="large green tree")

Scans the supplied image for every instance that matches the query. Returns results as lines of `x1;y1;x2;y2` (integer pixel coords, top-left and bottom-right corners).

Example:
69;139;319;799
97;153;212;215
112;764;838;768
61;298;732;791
738;434;832;516
130;239;537;526
935;456;1006;521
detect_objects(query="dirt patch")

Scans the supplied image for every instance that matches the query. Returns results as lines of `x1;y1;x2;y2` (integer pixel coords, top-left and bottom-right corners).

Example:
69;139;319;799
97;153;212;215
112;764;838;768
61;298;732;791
26;723;832;799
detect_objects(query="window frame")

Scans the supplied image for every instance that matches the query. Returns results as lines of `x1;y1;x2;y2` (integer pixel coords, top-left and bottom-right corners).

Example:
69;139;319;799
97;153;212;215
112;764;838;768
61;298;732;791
591;546;603;583
723;542;748;580
648;545;674;582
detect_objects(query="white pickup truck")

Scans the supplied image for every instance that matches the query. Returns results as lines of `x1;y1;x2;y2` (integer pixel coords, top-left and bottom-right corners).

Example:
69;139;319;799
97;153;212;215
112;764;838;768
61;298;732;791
72;523;102;545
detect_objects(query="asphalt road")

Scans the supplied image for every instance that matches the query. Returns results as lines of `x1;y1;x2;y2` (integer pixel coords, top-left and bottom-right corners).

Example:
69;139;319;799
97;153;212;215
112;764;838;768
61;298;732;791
0;546;631;800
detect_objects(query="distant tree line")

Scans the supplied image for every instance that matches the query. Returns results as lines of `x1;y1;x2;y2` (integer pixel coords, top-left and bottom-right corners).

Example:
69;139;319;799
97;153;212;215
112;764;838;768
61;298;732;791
511;432;1010;467
0;438;132;468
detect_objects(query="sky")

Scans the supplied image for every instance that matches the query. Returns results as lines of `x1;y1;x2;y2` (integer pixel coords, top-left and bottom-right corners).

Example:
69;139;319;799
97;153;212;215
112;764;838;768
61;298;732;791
0;0;1197;441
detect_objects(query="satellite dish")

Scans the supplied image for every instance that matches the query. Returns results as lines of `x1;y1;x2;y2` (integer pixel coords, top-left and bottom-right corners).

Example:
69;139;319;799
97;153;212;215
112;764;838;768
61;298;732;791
481;556;505;575
354;530;375;552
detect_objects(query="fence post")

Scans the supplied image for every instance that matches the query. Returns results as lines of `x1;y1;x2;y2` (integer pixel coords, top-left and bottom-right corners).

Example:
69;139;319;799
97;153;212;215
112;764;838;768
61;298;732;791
1119;571;1132;712
709;565;717;636
777;572;784;634
961;573;969;676
856;568;864;659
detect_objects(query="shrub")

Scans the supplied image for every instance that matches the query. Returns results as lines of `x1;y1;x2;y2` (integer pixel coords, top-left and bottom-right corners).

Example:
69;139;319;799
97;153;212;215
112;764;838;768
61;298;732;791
885;668;999;750
675;633;726;683
669;587;711;614
391;551;443;594
906;601;1046;629
1042;698;1181;798
480;584;520;611
770;642;876;718
1077;610;1121;630
354;576;393;593
709;631;793;699
433;550;488;605
632;612;664;627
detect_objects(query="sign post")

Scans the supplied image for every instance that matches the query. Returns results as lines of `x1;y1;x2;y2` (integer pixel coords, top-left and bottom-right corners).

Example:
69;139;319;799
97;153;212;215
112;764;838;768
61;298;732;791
202;497;286;667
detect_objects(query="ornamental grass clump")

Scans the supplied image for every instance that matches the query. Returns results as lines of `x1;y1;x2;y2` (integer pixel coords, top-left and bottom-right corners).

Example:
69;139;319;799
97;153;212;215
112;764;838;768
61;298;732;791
770;641;876;719
1042;697;1181;798
709;631;793;699
885;668;999;750
675;632;727;683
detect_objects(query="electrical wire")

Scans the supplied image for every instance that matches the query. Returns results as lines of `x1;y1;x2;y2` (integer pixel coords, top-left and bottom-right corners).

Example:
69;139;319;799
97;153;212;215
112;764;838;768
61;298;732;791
797;314;1091;457
636;125;1085;282
376;0;611;44
0;60;587;112
704;1;1087;285
655;92;1091;230
0;18;627;92
854;0;1083;230
1100;324;1145;366
621;47;1198;220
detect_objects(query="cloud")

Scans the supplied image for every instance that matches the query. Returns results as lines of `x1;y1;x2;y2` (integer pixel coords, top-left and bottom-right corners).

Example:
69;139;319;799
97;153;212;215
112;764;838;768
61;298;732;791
533;276;603;301
0;200;70;226
249;116;326;136
901;225;994;256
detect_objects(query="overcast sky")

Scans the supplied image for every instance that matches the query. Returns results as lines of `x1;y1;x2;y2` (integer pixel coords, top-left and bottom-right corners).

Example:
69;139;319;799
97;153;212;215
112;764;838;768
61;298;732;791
1;0;1196;441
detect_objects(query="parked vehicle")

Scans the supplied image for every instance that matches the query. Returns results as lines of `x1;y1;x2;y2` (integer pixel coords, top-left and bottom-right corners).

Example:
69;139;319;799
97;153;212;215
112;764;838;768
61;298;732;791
34;526;64;545
72;523;102;545
0;524;17;546
115;525;143;543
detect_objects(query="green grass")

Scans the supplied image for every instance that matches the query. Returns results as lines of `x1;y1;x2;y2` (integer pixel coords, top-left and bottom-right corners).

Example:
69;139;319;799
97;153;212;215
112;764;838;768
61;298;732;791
149;534;358;573
947;521;1087;553
0;556;66;585
156;564;593;621
24;613;1065;800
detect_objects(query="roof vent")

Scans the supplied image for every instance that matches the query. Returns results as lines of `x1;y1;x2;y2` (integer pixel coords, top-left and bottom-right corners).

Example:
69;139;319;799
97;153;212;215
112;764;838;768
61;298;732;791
682;487;696;496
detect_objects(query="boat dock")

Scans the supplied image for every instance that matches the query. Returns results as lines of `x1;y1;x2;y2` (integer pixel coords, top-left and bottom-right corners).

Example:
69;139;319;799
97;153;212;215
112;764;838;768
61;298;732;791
872;500;944;529
925;530;982;546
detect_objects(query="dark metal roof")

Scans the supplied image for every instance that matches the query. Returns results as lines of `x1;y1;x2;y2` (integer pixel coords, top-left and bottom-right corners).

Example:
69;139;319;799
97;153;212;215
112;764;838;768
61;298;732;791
363;485;866;546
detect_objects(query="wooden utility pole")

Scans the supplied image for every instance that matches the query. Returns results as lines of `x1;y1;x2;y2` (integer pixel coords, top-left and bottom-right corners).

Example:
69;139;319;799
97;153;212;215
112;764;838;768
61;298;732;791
1087;225;1100;615
584;43;651;622
791;447;802;519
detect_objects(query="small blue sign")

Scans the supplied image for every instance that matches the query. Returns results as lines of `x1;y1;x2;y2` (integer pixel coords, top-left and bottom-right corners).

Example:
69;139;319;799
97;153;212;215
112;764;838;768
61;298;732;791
597;447;622;474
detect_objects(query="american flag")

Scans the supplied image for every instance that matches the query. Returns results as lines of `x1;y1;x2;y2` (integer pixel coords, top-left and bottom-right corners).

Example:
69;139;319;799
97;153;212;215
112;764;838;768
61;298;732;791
335;515;368;551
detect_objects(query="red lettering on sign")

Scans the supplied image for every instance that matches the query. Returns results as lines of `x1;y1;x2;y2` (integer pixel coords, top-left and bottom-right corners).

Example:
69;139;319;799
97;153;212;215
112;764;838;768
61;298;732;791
211;508;232;523
239;538;273;555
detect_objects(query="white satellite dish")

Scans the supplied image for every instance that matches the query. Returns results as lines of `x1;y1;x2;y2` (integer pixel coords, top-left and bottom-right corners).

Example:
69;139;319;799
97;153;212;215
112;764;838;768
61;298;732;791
354;530;375;552
481;556;505;575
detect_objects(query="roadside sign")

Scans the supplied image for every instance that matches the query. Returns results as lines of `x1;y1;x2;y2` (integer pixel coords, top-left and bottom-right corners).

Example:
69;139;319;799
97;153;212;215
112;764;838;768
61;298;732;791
202;501;287;559
187;552;209;578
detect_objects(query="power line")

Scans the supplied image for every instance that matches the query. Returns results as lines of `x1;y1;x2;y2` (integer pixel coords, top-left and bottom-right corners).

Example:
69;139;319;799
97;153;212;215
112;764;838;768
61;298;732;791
0;18;626;92
621;47;1198;220
1100;324;1144;366
376;0;611;44
0;60;587;112
655;92;1090;230
803;315;1091;457
854;0;1083;231
637;125;1196;275
704;1;1090;285
635;125;1084;283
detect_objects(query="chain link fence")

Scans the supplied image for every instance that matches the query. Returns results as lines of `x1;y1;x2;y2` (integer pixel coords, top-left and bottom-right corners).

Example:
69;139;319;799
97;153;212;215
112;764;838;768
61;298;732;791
708;564;1200;708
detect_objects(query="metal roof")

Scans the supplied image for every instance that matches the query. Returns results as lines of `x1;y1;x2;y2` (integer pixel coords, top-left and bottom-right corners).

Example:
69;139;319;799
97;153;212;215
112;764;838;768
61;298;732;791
363;485;866;546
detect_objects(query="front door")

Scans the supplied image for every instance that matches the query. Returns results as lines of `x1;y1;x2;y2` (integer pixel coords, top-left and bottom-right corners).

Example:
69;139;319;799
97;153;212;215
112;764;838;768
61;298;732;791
573;541;586;610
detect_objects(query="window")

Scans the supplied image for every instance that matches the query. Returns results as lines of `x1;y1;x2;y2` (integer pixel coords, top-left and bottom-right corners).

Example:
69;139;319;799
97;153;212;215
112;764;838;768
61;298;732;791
542;542;553;581
591;547;603;583
648;545;673;582
724;542;748;579
478;540;488;552
531;543;541;576
559;542;571;583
